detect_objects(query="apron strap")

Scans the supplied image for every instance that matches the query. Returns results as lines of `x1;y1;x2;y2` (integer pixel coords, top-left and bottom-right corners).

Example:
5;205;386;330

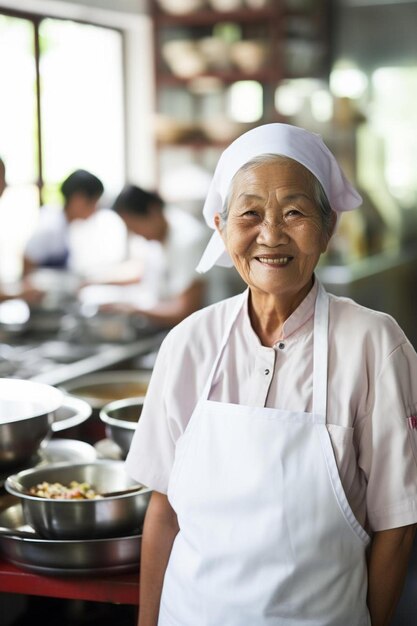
312;282;329;423
201;290;248;401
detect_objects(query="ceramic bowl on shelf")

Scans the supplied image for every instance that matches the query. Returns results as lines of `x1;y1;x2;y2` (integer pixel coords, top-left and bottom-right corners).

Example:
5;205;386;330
157;0;206;15
198;37;232;71
162;39;208;79
230;40;269;73
208;0;243;11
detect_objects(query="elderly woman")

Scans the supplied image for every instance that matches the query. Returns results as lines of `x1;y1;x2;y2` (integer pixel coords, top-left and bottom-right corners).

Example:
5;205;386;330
126;124;417;626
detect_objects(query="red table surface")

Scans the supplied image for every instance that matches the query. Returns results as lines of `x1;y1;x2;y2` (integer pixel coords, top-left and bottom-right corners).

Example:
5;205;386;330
0;558;139;605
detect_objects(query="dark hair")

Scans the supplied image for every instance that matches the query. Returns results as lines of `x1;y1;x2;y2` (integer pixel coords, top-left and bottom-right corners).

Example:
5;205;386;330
60;169;104;201
112;185;163;217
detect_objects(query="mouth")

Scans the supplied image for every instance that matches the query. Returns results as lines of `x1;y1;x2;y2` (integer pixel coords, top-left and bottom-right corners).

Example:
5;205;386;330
255;255;292;267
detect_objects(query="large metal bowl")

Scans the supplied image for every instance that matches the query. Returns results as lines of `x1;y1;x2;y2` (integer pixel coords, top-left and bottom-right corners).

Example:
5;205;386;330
60;371;151;443
61;370;151;410
0;379;63;468
51;394;92;434
99;397;144;458
0;501;141;575
5;460;151;540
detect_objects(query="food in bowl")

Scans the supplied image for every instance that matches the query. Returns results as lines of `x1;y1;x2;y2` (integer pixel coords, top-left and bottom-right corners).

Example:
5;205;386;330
5;460;151;539
29;480;101;500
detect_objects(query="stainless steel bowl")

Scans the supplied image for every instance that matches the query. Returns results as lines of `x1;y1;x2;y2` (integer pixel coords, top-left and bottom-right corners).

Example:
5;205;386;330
0;379;63;468
0;502;141;575
5;460;151;540
61;370;151;410
100;397;144;458
51;395;92;434
60;371;151;444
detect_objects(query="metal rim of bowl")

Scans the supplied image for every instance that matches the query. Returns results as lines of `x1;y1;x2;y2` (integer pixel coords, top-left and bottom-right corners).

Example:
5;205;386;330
51;395;92;433
99;396;145;430
60;370;151;409
0;378;63;422
5;459;150;502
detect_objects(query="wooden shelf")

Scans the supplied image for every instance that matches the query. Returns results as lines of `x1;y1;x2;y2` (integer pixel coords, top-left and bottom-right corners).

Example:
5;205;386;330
156;68;283;86
152;2;331;178
154;7;281;26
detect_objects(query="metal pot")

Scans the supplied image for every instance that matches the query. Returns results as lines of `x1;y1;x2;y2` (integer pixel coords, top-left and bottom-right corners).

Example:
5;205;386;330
5;460;151;540
0;379;63;468
100;397;144;458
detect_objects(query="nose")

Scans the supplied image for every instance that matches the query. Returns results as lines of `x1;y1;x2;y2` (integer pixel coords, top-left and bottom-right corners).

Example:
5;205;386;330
256;217;289;246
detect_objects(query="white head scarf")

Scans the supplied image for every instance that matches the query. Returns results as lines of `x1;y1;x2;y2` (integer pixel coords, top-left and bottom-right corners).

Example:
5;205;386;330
196;123;362;273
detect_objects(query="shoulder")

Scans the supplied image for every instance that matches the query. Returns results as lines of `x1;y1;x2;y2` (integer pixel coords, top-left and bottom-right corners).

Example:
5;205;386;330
328;291;410;356
36;206;66;230
162;292;245;358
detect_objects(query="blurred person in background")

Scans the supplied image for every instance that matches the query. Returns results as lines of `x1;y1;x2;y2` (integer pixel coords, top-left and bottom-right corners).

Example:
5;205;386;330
23;169;104;274
101;184;209;328
0;156;43;304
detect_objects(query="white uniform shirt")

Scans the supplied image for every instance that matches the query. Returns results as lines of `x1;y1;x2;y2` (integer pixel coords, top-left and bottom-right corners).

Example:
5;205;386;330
24;206;68;267
140;207;209;302
126;281;417;532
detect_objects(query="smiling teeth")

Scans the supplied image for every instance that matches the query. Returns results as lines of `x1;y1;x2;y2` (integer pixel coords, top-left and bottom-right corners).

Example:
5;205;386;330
258;257;289;265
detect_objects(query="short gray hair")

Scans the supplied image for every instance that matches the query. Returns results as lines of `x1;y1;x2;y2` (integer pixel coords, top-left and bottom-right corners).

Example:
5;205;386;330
218;154;335;238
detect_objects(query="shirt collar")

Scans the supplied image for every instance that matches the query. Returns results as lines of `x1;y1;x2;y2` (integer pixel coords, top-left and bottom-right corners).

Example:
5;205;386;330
242;278;319;344
281;278;318;339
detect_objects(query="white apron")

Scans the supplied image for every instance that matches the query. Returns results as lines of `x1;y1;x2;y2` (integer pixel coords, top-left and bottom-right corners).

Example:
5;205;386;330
160;284;371;626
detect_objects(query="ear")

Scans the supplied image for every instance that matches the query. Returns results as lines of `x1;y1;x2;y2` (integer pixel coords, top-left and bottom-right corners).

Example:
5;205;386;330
214;212;224;236
321;210;338;252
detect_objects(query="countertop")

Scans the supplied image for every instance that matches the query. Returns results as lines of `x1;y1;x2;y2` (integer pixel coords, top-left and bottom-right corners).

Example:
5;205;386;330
0;559;139;605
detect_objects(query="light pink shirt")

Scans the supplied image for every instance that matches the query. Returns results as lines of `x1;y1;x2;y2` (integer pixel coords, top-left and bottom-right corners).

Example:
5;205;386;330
126;281;417;532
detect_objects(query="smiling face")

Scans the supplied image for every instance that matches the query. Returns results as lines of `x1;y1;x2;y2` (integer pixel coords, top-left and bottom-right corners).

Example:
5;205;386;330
214;157;335;309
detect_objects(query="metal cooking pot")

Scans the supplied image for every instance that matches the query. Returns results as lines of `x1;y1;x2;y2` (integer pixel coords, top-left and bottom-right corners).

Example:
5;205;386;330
5;460;151;540
100;397;144;458
0;379;63;468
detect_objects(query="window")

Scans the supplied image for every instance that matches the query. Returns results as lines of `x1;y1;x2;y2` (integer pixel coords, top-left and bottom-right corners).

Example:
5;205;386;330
0;12;125;280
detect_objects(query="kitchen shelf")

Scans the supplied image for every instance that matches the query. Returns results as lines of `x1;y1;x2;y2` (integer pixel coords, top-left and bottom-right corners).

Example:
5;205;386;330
154;6;280;26
152;1;331;180
157;68;282;85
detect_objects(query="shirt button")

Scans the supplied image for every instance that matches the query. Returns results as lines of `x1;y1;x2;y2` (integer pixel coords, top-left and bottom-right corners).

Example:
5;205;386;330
264;369;270;375
278;342;285;350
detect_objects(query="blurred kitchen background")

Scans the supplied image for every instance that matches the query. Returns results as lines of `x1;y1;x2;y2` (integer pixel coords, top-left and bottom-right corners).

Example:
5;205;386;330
0;0;417;359
1;2;417;624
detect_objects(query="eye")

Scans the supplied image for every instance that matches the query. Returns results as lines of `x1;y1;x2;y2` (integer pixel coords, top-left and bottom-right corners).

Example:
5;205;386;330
242;209;260;217
284;207;303;218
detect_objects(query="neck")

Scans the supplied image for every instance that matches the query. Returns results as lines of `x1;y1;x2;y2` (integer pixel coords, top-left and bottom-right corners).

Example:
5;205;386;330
249;279;314;347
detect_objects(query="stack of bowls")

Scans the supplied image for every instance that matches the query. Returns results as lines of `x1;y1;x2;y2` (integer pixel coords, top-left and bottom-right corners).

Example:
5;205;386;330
1;460;151;573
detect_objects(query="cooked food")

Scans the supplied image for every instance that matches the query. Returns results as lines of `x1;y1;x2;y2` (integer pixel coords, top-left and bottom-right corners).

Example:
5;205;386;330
29;480;103;500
